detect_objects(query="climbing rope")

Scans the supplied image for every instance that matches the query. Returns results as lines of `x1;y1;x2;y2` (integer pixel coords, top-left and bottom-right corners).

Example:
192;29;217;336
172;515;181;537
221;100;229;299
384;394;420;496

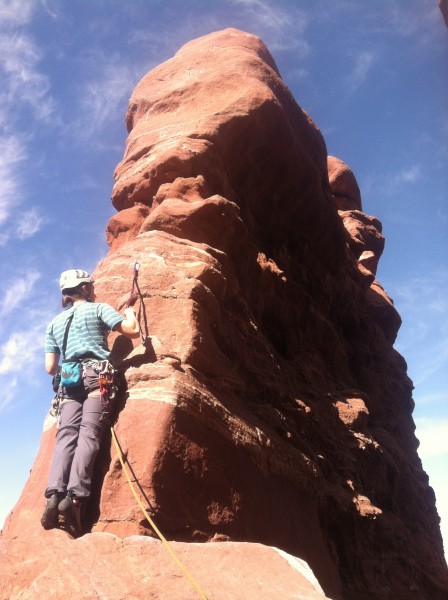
110;426;209;600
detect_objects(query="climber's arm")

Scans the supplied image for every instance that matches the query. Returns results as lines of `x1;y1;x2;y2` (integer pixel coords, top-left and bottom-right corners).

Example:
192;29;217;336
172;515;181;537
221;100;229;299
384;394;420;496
114;307;140;338
45;352;60;376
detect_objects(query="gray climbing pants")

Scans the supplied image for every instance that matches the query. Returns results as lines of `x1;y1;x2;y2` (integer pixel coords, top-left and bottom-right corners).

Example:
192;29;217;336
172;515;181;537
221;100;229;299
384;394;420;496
45;366;109;499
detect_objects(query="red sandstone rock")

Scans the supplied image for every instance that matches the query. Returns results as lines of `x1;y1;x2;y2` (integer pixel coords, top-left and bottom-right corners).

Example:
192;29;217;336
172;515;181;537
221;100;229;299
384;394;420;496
339;210;384;260
2;28;447;600
339;209;385;280
0;533;330;599
366;279;402;343
106;204;150;253
440;0;448;28
112;28;344;272
327;155;362;211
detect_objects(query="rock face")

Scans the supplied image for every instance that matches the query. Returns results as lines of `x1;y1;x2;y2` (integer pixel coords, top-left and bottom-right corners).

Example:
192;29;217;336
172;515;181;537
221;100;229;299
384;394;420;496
1;28;447;600
441;0;448;28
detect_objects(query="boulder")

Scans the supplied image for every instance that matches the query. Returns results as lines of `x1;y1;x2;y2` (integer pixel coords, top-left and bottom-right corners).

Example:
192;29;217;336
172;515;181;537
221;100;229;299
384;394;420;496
0;533;330;600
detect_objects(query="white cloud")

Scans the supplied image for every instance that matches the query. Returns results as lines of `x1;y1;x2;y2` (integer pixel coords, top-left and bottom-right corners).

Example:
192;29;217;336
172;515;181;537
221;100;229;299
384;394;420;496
232;0;310;54
0;271;41;318
0;11;55;232
0;134;27;223
234;0;301;30
15;207;46;239
72;61;139;142
393;164;422;185
0;377;18;413
386;2;441;41
389;269;448;390
415;417;448;459
0;32;55;123
429;297;448;313
60;174;103;193
392;269;448;318
0;135;45;238
0;325;42;375
415;390;448;407
0;0;35;26
0;204;45;245
346;51;376;93
40;0;60;20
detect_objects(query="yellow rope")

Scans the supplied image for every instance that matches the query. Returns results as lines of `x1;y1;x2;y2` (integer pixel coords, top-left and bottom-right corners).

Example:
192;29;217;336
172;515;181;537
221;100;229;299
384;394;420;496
110;426;208;600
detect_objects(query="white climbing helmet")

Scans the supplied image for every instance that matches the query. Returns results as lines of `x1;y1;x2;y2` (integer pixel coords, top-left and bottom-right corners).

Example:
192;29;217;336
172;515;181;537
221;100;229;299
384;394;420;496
59;269;94;292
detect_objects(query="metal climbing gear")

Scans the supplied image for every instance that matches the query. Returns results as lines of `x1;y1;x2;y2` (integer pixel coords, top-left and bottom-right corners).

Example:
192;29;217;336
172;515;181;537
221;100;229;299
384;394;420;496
125;261;140;308
125;260;150;345
98;360;116;408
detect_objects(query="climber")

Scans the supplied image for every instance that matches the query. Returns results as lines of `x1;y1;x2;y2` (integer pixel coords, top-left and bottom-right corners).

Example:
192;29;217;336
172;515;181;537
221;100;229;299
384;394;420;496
41;269;140;536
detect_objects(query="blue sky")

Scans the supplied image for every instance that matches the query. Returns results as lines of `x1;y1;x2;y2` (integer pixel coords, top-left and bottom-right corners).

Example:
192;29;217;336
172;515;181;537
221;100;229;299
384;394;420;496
0;0;447;554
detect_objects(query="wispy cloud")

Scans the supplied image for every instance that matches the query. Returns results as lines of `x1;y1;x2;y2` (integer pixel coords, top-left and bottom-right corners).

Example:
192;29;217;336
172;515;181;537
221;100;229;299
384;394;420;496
0;5;56;236
346;51;376;93
0;205;46;246
40;0;60;20
386;2;442;43
0;271;41;318
0;324;43;376
411;338;448;388
71;61;140;144
393;164;422;185
415;390;448;406
390;269;448;388
232;0;309;54
415;417;448;459
392;269;448;314
15;207;46;239
0;377;18;413
0;327;46;414
0;0;35;26
0;32;55;124
0;134;27;223
0;281;57;413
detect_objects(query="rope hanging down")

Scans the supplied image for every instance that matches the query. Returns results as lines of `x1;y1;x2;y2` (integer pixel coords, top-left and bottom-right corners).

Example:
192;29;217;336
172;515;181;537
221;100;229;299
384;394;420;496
110;426;209;600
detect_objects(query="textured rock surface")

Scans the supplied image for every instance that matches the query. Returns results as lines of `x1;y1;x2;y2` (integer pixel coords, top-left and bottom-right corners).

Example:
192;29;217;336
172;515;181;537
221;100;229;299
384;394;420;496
327;155;362;211
441;0;448;28
0;533;330;600
2;28;447;600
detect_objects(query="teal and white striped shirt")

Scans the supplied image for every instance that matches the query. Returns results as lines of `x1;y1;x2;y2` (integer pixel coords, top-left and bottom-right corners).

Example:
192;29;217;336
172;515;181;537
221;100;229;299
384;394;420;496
45;302;124;360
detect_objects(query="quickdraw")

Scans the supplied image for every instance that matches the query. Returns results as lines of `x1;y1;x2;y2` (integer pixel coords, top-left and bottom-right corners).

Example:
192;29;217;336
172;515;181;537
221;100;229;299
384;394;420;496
98;360;116;408
125;260;149;346
125;260;140;309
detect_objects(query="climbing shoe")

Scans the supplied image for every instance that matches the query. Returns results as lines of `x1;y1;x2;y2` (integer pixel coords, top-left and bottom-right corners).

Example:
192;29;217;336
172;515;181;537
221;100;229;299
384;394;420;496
58;494;84;538
41;492;62;530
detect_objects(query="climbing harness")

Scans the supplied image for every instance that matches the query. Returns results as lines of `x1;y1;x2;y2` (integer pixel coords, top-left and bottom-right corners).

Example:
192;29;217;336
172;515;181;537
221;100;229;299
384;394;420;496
125;260;150;346
110;426;208;600
50;390;63;422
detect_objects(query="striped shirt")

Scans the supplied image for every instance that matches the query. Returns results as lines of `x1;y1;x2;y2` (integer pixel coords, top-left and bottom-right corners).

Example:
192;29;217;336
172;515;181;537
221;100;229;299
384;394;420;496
45;302;124;361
